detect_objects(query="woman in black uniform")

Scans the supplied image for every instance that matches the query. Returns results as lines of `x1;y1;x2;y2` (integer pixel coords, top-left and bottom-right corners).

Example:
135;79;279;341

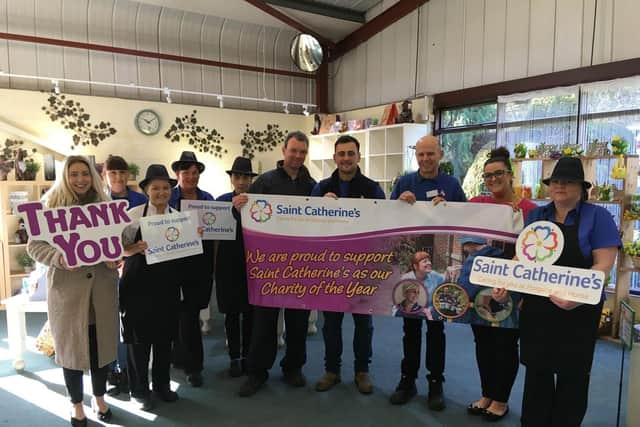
519;157;620;426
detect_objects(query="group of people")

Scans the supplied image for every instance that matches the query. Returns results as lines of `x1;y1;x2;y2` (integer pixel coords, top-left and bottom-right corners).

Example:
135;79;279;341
27;128;620;427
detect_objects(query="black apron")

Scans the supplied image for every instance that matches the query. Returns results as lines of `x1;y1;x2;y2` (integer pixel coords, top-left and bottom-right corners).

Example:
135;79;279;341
520;213;603;374
119;203;180;344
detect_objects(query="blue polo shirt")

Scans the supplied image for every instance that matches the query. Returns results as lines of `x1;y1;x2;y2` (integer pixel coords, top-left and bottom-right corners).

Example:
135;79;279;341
525;201;621;266
169;186;214;209
390;171;466;202
110;188;147;208
216;192;234;202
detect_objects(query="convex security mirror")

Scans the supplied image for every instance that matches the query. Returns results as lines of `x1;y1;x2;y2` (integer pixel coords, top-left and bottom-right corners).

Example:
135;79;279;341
290;34;324;72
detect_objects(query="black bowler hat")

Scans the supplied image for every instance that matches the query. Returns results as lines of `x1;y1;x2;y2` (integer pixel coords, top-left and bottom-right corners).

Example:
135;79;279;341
226;156;258;177
542;157;592;189
171;151;205;173
139;164;178;191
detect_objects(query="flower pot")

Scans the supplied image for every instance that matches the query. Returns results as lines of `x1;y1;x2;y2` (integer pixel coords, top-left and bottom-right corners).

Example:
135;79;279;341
23;265;34;273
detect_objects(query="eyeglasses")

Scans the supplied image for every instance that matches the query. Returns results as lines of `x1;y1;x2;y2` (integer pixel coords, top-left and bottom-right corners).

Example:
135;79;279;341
482;170;510;180
549;178;579;185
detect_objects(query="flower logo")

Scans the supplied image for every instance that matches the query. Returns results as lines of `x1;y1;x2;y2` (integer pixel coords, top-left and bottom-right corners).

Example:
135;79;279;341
516;221;564;265
250;199;273;223
165;226;180;242
202;212;216;225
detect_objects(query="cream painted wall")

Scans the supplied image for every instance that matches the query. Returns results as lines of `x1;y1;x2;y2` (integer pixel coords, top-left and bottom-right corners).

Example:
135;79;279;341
0;88;308;197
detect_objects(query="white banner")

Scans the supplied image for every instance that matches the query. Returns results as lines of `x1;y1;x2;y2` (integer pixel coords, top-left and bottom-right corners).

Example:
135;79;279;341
17;200;132;267
180;200;236;240
140;210;202;264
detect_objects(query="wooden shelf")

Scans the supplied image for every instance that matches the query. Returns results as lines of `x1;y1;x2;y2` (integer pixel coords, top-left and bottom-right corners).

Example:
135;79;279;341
7;243;28;248
9;271;30;278
513;154;639;162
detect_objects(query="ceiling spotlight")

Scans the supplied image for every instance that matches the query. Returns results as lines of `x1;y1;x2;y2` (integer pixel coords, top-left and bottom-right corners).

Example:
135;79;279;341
52;79;60;95
163;87;172;104
217;95;224;109
302;105;310;116
283;103;289;114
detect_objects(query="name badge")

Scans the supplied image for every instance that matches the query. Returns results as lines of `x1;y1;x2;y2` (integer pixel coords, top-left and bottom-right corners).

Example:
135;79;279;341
426;190;439;199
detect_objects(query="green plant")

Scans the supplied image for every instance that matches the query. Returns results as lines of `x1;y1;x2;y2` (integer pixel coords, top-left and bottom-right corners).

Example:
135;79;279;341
25;159;40;174
128;162;140;177
514;143;527;159
623;241;640;257
16;252;35;267
611;135;628;155
439;161;454;176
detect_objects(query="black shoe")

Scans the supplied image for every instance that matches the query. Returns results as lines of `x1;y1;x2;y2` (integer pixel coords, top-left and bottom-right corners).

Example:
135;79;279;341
238;373;268;397
132;395;155;411
467;403;488;416
153;388;179;402
92;398;113;422
107;384;121;396
107;370;120;387
186;372;203;387
389;376;417;405
483;406;509;422
70;417;87;427
282;369;306;387
230;360;243;378
427;378;446;411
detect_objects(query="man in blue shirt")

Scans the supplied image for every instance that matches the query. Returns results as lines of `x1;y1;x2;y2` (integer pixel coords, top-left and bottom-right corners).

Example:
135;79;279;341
310;134;385;395
389;135;466;411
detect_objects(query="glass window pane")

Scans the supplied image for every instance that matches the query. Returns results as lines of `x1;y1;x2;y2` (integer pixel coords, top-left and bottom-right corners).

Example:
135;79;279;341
502;94;578;123
582;80;640;114
441;104;497;128
580;113;640;154
440;129;497;198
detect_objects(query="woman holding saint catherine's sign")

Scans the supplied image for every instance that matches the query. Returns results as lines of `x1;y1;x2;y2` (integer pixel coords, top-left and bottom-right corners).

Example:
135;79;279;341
465;147;537;421
510;157;620;426
119;164;182;411
27;155;119;426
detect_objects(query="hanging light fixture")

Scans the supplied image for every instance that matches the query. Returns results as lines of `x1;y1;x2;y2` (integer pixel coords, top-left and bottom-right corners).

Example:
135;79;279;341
52;79;60;94
217;95;224;109
163;87;172;104
302;104;310;116
283;103;289;114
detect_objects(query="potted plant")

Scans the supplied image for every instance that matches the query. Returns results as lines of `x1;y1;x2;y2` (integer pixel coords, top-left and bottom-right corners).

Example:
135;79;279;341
128;162;140;180
623;240;640;268
16;252;35;273
21;159;40;181
611;136;628;155
514;143;527;159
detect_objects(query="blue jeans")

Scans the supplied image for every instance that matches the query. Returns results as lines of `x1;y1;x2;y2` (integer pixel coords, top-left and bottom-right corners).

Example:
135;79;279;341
321;311;373;374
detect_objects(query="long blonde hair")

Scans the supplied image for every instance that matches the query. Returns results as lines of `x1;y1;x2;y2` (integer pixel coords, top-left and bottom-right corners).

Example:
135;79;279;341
43;155;110;208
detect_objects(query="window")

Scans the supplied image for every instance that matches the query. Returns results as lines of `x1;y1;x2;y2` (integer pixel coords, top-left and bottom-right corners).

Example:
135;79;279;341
438;103;497;197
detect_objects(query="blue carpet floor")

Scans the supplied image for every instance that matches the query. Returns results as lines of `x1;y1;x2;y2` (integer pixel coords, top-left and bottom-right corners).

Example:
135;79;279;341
0;311;630;426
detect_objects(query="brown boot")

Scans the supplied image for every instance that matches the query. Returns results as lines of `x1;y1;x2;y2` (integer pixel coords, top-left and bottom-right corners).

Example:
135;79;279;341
314;372;340;392
355;372;373;394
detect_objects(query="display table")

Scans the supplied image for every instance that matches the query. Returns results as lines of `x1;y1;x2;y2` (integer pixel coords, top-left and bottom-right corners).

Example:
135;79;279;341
1;294;47;371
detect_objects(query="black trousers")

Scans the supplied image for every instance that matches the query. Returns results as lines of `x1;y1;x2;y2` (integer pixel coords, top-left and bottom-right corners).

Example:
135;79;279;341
127;341;171;397
322;311;373;374
521;367;591;427
62;325;109;404
471;324;519;402
225;309;253;360
246;306;310;376
173;306;204;374
400;318;445;382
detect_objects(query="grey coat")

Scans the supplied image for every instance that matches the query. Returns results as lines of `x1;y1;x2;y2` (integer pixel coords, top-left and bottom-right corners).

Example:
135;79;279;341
27;240;119;371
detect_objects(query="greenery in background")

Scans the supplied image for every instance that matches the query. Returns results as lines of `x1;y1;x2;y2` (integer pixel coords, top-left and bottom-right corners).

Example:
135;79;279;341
439;161;454;176
42;92;117;149
165;110;227;158
16;252;35;268
128;162;140;178
240;123;288;160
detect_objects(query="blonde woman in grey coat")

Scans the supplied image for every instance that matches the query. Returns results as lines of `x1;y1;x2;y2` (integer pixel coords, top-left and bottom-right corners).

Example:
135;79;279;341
27;155;119;427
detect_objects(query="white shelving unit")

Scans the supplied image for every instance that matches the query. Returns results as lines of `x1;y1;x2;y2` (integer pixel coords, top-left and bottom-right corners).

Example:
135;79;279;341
308;123;428;195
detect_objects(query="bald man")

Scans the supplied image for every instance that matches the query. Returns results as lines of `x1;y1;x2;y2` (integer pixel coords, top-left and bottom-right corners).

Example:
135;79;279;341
389;135;466;410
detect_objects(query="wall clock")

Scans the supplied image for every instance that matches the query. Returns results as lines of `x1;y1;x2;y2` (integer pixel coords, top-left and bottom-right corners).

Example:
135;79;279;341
135;109;161;135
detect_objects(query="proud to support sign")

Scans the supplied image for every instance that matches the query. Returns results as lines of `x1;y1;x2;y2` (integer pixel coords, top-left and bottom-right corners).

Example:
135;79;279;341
140;210;202;264
180;199;236;240
240;195;524;327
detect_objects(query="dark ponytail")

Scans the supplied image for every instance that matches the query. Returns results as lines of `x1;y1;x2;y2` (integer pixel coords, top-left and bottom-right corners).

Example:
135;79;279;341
484;146;512;171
